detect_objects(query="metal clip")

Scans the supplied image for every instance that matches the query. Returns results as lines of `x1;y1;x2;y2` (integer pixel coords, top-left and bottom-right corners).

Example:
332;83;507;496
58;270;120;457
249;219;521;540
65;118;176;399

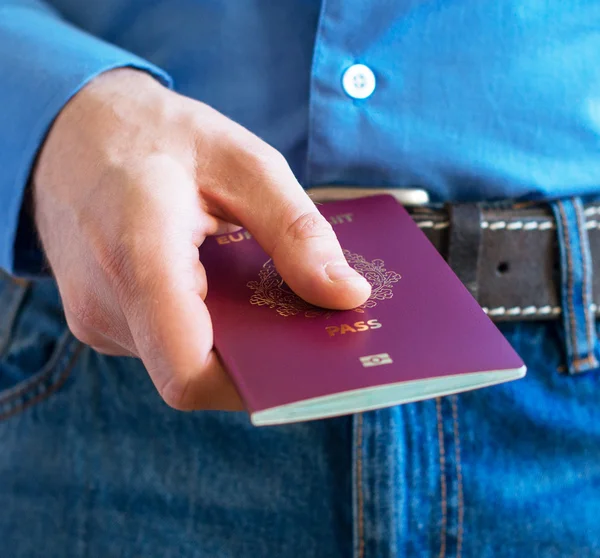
306;186;430;206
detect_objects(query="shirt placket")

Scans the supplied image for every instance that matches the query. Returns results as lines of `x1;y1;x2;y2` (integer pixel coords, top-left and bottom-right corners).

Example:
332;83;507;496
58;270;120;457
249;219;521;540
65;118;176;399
305;0;380;188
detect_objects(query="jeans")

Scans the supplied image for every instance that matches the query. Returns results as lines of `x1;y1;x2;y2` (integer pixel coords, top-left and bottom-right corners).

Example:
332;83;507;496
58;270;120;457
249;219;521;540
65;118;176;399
2;202;600;557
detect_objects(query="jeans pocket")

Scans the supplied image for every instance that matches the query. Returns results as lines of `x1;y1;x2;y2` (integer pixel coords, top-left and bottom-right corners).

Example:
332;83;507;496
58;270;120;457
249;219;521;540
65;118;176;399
0;271;81;420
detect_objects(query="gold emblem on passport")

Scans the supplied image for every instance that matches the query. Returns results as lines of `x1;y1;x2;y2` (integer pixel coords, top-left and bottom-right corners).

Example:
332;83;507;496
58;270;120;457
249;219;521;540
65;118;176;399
247;249;402;318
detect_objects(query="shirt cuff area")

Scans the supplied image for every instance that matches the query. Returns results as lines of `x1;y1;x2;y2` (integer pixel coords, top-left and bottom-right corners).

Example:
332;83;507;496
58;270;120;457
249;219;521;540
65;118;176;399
0;6;173;276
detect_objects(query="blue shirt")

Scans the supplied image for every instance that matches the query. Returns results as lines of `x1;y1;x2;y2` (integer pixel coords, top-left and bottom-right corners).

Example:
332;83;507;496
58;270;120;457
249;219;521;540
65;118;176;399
2;0;600;275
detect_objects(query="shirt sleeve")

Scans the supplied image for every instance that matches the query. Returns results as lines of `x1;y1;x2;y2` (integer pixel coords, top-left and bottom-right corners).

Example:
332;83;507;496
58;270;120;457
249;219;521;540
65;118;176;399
0;0;173;277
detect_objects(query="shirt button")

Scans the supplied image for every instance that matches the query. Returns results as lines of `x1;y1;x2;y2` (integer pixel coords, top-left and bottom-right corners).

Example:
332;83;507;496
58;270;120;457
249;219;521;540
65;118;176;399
342;64;376;99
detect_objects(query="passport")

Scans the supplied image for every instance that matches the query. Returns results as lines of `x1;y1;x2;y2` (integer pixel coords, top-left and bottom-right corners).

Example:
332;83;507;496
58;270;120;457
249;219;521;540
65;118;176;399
201;195;526;426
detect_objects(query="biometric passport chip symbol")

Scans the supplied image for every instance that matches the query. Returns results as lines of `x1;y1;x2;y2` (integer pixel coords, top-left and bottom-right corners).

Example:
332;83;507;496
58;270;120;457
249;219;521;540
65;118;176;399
246;249;402;318
360;353;394;367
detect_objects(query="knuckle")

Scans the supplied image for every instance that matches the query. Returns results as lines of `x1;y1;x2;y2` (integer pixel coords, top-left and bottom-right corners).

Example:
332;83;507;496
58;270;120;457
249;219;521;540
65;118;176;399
67;294;100;329
242;141;287;177
96;237;135;287
63;282;134;351
158;373;191;411
96;237;154;314
285;211;334;243
65;312;97;347
64;292;119;348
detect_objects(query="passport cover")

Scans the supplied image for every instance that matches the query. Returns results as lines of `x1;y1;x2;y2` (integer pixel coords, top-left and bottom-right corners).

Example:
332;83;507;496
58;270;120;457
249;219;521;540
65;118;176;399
201;195;526;426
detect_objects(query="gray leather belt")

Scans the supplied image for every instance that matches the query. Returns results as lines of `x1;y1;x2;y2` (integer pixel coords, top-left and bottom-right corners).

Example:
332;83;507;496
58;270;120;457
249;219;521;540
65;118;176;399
307;186;600;322
409;202;600;322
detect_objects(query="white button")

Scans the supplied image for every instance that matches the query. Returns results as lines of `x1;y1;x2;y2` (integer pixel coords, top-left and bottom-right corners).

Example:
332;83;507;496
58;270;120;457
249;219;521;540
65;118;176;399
342;64;376;99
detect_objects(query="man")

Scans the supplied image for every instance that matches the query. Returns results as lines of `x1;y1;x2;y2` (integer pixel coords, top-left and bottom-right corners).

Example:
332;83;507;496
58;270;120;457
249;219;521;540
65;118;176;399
1;1;599;556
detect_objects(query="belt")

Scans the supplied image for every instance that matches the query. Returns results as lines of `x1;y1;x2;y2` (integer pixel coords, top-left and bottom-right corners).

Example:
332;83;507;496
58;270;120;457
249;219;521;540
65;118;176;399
307;186;600;322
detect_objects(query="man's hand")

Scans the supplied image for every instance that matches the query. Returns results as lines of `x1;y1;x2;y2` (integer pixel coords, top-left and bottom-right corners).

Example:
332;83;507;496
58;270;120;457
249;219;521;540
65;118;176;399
33;69;371;411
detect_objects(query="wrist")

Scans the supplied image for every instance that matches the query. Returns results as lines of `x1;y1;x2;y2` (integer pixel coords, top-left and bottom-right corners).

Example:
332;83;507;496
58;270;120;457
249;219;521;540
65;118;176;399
80;66;167;100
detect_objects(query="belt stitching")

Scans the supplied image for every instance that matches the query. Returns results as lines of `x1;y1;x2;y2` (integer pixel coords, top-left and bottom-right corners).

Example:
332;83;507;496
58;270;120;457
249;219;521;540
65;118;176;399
417;219;600;231
482;305;565;317
415;205;600;230
415;207;600;317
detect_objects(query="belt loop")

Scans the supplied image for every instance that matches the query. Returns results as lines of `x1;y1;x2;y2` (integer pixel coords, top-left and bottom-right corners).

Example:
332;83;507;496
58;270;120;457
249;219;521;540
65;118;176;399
551;198;599;374
446;203;483;300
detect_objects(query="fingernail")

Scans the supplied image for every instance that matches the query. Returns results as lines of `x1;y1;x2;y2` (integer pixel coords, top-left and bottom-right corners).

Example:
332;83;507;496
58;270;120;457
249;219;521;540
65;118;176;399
325;262;368;284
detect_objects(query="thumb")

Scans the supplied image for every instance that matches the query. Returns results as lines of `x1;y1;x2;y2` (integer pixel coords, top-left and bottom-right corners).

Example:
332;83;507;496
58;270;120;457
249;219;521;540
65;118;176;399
214;150;371;310
267;207;372;310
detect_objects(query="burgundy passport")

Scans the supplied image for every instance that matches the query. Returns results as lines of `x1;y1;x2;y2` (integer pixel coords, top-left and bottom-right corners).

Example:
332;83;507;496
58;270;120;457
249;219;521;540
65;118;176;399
201;195;525;426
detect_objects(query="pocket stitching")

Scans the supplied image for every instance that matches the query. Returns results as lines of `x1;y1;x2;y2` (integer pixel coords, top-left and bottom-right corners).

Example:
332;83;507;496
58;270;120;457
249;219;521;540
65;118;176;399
0;332;83;420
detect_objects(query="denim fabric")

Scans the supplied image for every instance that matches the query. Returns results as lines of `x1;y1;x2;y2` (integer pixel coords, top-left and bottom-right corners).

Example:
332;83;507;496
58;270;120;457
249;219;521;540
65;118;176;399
0;273;353;557
2;259;600;557
355;320;600;558
551;198;600;374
